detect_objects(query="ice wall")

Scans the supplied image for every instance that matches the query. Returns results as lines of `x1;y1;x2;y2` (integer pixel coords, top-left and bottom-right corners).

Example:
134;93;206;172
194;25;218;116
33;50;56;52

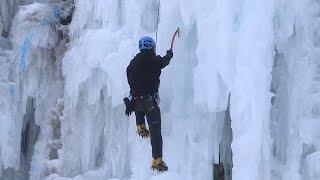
0;0;19;37
0;1;72;180
52;0;231;179
53;0;320;179
1;0;320;180
271;0;320;179
53;0;261;179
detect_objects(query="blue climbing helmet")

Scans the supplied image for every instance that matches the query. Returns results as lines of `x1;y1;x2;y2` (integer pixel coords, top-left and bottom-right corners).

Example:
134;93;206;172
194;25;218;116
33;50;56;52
139;36;156;51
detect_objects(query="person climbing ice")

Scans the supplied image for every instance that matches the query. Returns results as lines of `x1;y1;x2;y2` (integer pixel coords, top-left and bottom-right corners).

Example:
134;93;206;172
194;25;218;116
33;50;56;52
124;36;173;172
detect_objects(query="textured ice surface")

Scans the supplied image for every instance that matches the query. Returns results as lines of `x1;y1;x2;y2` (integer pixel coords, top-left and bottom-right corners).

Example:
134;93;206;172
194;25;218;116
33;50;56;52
1;1;66;179
1;0;320;180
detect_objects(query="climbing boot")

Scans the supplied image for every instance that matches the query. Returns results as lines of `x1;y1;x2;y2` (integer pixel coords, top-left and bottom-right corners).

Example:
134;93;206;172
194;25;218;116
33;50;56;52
137;124;150;138
151;158;168;172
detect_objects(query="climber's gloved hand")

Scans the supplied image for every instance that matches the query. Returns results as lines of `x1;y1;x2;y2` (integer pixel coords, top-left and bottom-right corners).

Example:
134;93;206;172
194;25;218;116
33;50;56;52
124;97;134;116
166;49;173;59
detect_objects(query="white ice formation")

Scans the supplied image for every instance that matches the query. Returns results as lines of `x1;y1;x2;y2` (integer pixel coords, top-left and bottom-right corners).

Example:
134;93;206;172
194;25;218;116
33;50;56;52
1;0;320;180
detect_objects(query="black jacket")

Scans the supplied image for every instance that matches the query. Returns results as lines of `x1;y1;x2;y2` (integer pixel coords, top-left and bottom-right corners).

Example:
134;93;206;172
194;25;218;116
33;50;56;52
127;49;173;96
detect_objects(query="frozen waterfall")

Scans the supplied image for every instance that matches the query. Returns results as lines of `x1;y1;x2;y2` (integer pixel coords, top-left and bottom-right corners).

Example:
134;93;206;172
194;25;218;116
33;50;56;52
1;0;320;180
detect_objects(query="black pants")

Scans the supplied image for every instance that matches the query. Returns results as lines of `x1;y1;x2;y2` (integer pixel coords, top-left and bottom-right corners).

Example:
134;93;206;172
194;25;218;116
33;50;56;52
134;97;163;159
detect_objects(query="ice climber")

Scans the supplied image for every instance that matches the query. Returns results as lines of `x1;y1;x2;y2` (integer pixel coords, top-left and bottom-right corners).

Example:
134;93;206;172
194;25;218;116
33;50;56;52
124;36;173;172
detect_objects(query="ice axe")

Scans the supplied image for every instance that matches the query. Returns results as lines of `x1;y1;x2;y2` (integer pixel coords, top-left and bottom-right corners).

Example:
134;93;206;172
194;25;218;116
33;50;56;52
170;27;180;50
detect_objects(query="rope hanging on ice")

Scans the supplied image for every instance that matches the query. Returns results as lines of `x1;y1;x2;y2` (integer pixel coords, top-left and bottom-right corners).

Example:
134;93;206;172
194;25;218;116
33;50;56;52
155;1;160;45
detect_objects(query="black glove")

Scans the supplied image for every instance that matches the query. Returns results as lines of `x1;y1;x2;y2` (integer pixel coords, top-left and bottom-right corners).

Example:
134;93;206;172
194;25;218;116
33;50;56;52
123;97;134;116
166;49;173;59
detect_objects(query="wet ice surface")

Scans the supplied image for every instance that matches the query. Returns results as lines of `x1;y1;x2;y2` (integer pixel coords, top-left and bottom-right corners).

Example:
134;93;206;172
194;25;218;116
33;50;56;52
1;0;320;180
